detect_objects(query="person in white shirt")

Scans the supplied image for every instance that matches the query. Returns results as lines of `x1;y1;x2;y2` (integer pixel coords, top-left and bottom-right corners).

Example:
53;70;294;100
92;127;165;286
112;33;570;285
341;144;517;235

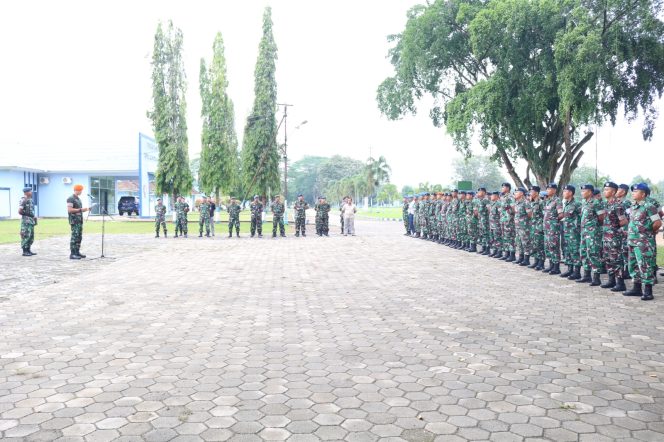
407;196;416;234
342;197;358;236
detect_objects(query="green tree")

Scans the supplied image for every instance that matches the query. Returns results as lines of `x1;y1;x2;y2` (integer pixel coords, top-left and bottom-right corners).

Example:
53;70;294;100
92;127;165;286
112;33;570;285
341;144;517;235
241;7;279;199
432;184;443;193
416;182;431;193
189;156;200;186
452;155;507;192
365;156;392;205
317;155;365;195
569;165;611;188
378;0;664;189
288;155;328;204
401;185;415;196
377;183;400;205
148;21;192;200
199;33;239;201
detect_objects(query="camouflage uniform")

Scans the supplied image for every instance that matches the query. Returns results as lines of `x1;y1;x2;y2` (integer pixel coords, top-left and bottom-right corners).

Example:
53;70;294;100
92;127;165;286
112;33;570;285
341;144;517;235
543;196;563;264
489;198;502;252
154;204;167;236
457;196;467;245
67;194;84;255
500;193;515;254
19;195;36;252
315;202;331;235
174;200;189;236
466;197;478;249
627;199;660;286
514;197;530;258
272;201;286;236
402;200;409;233
293;199;309;237
228;202;242;236
421;196;430;238
618;196;631;276
476;196;490;251
528;197;545;262
602;196;626;278
250;200;263;237
580;198;604;275
448;197;459;243
199;200;211;236
413;198;421;236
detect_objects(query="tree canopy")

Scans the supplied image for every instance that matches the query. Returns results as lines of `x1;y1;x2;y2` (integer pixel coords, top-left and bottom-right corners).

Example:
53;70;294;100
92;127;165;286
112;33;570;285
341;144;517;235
452;155;507;191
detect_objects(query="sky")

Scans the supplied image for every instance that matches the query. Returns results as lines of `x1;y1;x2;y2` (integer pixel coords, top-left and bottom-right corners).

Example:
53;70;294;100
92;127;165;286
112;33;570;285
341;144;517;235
0;0;662;189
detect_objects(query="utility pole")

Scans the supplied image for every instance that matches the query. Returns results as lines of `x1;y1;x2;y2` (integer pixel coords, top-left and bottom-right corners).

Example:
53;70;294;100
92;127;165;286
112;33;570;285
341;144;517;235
277;103;294;202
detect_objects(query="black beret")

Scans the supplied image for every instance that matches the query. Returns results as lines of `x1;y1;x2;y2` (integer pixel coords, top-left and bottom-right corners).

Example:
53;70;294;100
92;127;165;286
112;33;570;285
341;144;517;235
530;185;541;192
593;189;601;196
468;191;475;196
491;191;500;196
603;182;618;190
581;184;595;191
547;182;558;189
516;187;526;193
501;182;512;188
619;184;629;191
564;184;576;194
477;187;486;192
452;189;458;193
459;191;467;195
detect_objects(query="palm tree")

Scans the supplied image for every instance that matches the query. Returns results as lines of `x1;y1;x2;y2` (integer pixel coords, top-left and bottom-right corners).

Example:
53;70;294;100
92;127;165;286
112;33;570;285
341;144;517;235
365;156;391;207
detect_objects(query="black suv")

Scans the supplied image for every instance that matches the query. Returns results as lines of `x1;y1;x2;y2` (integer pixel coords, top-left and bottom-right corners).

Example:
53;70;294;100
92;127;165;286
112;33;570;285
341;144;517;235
118;196;140;216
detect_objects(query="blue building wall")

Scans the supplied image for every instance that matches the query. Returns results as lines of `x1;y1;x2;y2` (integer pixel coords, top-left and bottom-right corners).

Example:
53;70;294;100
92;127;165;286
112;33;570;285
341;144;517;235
0;170;28;218
37;173;92;218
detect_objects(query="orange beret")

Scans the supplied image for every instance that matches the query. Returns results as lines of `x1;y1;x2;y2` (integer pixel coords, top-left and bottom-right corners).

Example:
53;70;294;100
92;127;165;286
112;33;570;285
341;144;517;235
73;184;84;191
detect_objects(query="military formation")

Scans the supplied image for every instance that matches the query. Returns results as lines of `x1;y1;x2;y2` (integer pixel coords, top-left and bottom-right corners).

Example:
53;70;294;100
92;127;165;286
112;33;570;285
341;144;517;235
403;181;663;301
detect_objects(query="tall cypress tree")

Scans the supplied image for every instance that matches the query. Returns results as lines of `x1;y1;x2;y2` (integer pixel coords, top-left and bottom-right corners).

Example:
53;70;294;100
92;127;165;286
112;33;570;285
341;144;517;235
241;7;279;199
148;21;192;201
199;33;239;200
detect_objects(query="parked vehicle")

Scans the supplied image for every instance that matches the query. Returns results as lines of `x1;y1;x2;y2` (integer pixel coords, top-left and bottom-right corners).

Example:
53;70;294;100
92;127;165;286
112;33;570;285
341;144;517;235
118;196;139;216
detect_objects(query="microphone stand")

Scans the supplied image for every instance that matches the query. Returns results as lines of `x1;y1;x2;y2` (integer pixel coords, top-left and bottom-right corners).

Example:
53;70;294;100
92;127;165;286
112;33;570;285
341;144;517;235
88;194;114;259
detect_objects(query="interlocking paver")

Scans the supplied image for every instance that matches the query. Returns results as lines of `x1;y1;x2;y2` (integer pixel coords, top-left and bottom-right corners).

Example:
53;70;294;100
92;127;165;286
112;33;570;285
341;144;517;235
1;221;664;441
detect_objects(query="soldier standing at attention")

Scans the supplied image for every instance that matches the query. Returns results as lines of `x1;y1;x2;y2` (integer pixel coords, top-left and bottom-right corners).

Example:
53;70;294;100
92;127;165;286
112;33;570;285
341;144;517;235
623;183;661;300
208;196;216;236
560;185;582;279
228;197;242;237
616;184;632;281
339;197;348;234
475;188;490;254
249;195;263;238
315;196;331;236
489;191;502;257
293;194;309;237
402;196;411;235
456;191;467;249
66;184;90;260
542;183;564;275
448;190;459;247
499;183;516;262
577;184;605;285
154;198;167;238
465;191;478;252
174;196;189;238
19;186;37;256
513;187;531;266
527;186;545;270
198;196;211;237
271;195;286;238
600;182;627;289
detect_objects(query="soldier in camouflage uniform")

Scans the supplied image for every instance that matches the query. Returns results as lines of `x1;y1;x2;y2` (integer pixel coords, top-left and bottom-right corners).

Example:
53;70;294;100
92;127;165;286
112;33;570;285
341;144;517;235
623;183;662;300
402;196;410;235
228;197;242;237
420;193;430;239
456;191;467;249
542;183;563;274
616;184;632;281
19;186;37;256
154;198;167;238
315;196;331;236
600;182;627;289
198;196;211;237
440;193;450;244
499;183;516;261
293;194;309;237
577;184;605;286
465;191;478;252
174;196;189;237
513;187;531;265
644;188;663;284
527;186;545;269
475;188;490;254
249;195;263;238
412;195;420;237
489;192;502;256
271;195;286;237
66;184;90;259
560;185;582;279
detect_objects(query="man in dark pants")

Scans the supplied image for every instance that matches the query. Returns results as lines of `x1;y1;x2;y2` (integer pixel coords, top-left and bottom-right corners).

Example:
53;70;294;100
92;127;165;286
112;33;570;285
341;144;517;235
67;184;91;259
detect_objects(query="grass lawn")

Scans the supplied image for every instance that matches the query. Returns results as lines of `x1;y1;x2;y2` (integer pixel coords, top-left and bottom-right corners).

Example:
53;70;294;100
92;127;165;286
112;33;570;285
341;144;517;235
356;207;404;219
0;217;294;244
659;246;664;267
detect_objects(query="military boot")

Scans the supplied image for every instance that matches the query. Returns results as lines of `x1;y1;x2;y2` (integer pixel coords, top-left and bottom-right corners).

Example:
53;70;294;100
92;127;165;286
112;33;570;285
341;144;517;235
28;248;37;255
623;282;643;297
576;269;592;283
155;232;159;238
590;272;601;286
535;258;545;271
482;246;490;256
513;253;523;265
560;265;573;278
22;247;32;257
528;257;538;269
520;255;531;267
549;263;561;275
506;251;515;262
542;260;553;273
642;284;654;301
601;274;616;289
164;231;167;238
568;266;582;280
611;277;626;292
76;248;86;258
470;243;477;253
622;265;631;280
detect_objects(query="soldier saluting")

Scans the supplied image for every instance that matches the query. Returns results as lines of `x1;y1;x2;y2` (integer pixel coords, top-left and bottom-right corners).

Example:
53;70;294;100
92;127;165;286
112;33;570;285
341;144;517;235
67;184;90;259
19;186;37;256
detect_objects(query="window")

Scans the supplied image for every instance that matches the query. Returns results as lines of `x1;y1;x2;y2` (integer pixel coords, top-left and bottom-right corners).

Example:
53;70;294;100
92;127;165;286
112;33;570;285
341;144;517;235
90;176;116;215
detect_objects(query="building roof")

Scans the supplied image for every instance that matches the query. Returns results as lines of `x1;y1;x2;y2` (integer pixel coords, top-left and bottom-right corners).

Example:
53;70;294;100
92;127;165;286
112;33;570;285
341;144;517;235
0;144;138;174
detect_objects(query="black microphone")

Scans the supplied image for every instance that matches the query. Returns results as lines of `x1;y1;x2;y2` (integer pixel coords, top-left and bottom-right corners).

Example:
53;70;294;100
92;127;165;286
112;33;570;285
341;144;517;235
88;194;96;200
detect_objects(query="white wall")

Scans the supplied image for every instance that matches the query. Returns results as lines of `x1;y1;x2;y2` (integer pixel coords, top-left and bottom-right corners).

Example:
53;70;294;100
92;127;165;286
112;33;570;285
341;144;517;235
0;170;29;219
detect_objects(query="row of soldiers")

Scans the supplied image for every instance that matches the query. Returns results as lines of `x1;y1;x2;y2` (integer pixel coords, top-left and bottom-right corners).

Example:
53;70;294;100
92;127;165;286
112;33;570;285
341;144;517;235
401;182;663;301
155;195;333;238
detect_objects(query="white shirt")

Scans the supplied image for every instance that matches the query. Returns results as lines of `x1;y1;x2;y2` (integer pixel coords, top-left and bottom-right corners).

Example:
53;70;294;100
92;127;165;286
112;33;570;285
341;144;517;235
342;203;357;218
408;201;416;215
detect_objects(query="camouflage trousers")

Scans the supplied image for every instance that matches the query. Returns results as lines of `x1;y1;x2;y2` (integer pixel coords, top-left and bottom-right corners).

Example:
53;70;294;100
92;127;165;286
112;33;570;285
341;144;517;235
155;219;167;234
562;227;580;266
175;218;188;235
478;219;490;247
490;225;501;250
467;220;478;244
515;224;530;255
295;215;306;235
315;216;329;235
273;216;285;236
602;232;623;276
628;241;656;285
529;227;545;260
340;214;344;233
402;214;408;233
500;220;515;252
229;217;241;235
580;231;601;274
20;221;34;249
199;216;210;234
447;216;456;240
457;219;467;242
413;214;420;234
70;223;83;253
250;214;262;236
544;225;561;263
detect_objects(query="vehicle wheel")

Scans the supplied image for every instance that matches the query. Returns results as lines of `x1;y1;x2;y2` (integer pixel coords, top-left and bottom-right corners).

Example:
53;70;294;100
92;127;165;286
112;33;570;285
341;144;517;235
119;211;123;216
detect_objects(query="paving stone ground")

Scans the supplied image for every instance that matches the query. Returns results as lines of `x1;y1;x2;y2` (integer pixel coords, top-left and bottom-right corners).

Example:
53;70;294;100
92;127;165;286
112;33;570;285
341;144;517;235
1;219;664;442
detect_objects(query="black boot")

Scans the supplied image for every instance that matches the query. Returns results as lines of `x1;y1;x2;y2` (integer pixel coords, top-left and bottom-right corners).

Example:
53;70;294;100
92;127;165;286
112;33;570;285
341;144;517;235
549;263;561;275
542;260;553;273
528;257;538;269
568;266;582;280
536;258;545;271
576;269;592;283
70;249;81;260
611;277;626;292
624;282;643;297
623;265;632;280
560;265;573;278
155;232;159;238
520;255;531;267
590;272;601;286
164;231;167;238
482;246;490;256
470;243;477;253
199;233;203;237
601;274;616;289
28;248;36;255
642;284;654;301
514;253;523;265
22;247;32;257
506;251;515;262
